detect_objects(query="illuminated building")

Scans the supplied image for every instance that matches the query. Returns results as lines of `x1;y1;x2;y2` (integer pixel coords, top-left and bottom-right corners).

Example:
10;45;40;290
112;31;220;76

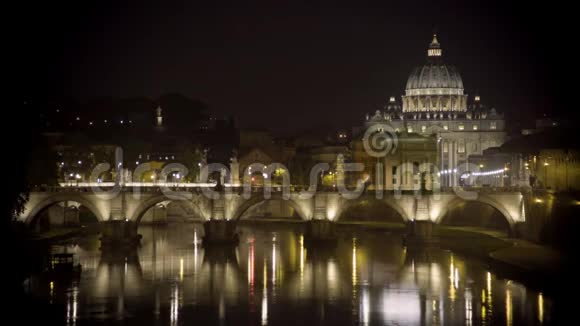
361;34;507;189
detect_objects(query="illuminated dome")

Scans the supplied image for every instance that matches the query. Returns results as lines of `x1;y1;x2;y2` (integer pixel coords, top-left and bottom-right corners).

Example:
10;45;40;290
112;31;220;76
402;34;467;112
405;65;464;93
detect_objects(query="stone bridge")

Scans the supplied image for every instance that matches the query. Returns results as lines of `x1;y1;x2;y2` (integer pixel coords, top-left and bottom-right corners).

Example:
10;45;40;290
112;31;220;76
19;187;527;228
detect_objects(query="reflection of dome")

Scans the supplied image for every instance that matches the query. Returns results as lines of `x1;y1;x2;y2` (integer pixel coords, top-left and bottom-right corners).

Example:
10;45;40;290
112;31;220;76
402;34;467;112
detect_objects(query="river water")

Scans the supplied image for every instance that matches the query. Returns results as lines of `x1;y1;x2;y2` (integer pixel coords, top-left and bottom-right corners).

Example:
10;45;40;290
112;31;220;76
24;223;554;325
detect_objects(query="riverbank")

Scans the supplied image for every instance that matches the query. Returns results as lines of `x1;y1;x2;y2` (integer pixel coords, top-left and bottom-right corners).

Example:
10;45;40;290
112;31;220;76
437;226;565;292
337;221;566;293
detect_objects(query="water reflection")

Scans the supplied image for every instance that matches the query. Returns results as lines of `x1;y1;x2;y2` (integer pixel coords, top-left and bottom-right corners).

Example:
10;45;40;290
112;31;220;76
27;223;554;325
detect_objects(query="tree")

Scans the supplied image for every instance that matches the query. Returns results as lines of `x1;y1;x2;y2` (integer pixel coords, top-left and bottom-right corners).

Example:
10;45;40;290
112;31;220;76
182;148;204;182
288;152;314;186
158;93;209;132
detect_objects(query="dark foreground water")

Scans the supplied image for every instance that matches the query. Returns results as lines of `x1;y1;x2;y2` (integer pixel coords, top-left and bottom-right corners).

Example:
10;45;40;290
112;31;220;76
24;223;554;325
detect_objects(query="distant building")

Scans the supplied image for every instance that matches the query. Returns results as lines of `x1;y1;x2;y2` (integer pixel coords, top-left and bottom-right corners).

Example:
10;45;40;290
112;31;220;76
500;128;580;191
361;34;508;189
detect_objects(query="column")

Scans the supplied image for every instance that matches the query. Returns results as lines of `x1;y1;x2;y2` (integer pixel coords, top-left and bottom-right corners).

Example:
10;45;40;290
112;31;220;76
385;160;393;190
447;141;453;187
453;141;458;187
230;158;240;186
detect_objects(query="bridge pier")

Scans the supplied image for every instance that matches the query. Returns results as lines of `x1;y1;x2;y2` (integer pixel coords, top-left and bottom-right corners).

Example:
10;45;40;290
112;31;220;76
405;220;438;245
202;220;239;245
305;220;337;246
100;220;142;250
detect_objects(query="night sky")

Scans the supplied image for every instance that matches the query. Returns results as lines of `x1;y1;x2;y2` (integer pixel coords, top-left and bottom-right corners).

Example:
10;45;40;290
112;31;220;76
17;1;574;131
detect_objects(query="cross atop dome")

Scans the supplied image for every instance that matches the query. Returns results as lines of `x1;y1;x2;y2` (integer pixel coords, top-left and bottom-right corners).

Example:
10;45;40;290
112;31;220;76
428;33;442;57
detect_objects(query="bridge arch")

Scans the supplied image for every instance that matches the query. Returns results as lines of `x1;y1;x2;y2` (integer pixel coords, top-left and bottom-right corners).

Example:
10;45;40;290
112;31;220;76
130;194;207;224
231;195;309;221
24;194;106;225
434;195;515;231
335;197;409;223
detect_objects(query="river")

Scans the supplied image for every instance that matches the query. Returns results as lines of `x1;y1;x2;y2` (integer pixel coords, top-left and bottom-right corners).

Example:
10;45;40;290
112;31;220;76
24;223;554;325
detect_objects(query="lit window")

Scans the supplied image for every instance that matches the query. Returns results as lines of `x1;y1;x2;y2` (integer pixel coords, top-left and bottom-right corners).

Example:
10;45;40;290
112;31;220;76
473;125;478;130
443;125;448;130
443;142;449;153
490;121;497;130
408;127;413;133
458;125;464;131
458;142;465;153
421;125;426;132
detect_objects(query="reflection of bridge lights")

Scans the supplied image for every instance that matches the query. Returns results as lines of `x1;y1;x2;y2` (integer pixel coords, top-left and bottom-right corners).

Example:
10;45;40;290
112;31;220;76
352;238;357;286
538;293;544;323
170;284;179;326
179;258;184;281
49;281;54;304
506;287;512;326
66;285;78;324
465;288;473;326
381;290;421;324
299;235;304;278
262;258;268;325
272;241;276;285
361;288;370;325
248;240;255;287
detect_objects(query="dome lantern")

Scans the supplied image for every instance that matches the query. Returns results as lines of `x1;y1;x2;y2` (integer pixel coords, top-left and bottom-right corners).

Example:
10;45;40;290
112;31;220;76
428;34;442;58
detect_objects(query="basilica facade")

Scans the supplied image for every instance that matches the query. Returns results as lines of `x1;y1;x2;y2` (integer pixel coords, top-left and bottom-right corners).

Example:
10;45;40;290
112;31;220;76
361;35;507;190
